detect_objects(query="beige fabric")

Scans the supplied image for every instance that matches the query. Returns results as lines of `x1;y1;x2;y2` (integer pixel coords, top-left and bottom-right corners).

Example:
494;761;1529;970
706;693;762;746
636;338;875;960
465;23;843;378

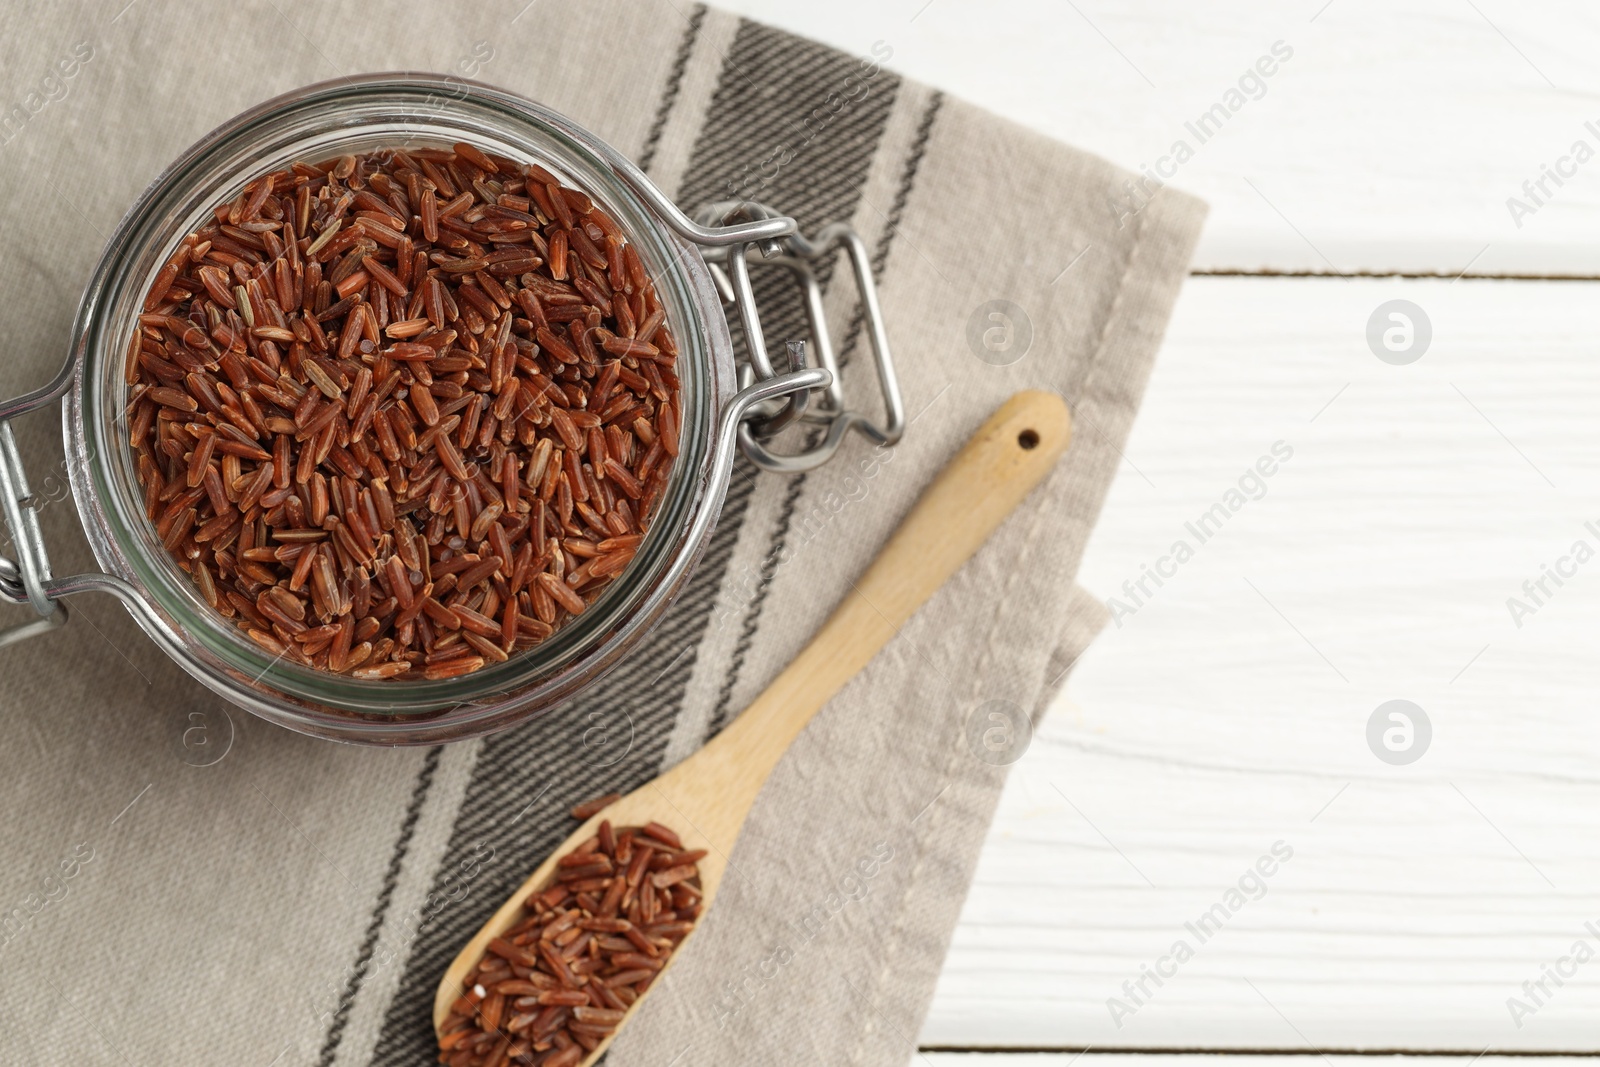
0;3;1205;1065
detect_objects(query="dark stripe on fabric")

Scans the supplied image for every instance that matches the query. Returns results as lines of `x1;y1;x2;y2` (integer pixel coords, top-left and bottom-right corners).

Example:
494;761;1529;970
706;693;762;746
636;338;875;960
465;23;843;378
679;22;902;356
870;92;943;277
706;464;807;734
369;22;901;1065
704;27;915;742
637;4;706;174
730;102;947;736
836;90;944;366
316;746;441;1067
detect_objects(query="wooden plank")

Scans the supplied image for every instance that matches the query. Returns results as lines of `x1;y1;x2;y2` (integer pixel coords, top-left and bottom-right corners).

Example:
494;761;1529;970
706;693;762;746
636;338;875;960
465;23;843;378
921;276;1600;1050
721;0;1600;276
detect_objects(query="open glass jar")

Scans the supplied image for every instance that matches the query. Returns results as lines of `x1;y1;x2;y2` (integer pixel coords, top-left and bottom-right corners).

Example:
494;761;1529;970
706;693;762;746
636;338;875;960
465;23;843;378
0;73;902;744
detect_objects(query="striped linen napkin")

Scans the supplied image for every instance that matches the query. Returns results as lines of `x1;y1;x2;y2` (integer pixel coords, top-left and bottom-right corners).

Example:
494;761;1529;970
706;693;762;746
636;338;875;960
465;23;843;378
0;2;1204;1064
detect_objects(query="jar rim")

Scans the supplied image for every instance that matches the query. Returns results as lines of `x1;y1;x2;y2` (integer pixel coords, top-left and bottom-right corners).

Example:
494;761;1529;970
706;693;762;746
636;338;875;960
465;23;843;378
64;73;738;743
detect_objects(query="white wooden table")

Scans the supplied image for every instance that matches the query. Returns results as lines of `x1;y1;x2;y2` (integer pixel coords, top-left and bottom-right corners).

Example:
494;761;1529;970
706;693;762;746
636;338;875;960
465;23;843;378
725;0;1600;1060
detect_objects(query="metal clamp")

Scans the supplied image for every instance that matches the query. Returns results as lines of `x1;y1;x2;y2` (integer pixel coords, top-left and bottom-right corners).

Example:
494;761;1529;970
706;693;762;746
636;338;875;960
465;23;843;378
690;200;905;474
0;417;68;649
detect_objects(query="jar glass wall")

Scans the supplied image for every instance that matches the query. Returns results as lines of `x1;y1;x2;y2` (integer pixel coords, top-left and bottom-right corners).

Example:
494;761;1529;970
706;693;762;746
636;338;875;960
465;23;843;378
63;74;737;744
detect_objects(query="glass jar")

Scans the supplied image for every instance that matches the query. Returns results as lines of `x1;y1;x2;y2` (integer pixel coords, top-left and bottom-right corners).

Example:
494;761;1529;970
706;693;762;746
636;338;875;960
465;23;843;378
0;73;902;744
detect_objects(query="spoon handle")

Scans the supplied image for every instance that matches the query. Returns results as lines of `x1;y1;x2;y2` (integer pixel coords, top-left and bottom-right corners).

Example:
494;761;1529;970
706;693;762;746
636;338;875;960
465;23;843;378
681;390;1072;814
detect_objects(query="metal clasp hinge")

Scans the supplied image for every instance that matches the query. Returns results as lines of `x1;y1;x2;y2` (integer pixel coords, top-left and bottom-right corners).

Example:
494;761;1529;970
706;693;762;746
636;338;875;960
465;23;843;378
0;418;68;649
602;149;903;475
693;201;905;474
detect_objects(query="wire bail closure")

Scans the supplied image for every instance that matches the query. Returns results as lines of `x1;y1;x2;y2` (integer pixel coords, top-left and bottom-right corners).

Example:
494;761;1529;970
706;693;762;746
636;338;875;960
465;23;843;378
0;418;68;648
691;200;905;474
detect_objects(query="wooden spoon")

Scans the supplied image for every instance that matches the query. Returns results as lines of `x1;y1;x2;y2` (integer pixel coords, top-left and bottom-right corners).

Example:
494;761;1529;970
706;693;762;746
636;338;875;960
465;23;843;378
434;390;1072;1056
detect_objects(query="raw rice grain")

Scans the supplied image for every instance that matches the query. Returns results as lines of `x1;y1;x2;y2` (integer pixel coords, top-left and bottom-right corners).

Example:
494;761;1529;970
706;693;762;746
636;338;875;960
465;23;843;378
437;819;702;1065
127;145;681;680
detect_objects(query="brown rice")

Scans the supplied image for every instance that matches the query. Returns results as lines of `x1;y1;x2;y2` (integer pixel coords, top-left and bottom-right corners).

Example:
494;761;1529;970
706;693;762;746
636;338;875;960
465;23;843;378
125;144;681;680
437;818;704;1065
